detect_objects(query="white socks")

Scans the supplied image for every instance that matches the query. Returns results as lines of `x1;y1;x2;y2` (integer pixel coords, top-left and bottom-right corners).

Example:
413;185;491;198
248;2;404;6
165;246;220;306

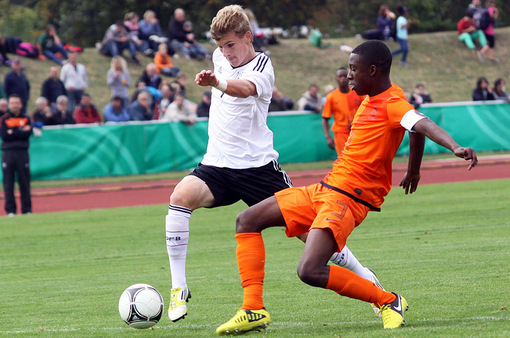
166;205;192;289
330;245;373;280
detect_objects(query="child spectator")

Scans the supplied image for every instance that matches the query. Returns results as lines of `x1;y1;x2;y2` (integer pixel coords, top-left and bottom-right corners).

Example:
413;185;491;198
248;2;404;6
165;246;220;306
182;21;212;60
107;56;131;107
457;10;489;61
154;43;180;77
74;93;101;123
123;12;152;57
483;0;499;63
493;78;509;101
391;6;411;66
472;77;495;101
36;24;68;65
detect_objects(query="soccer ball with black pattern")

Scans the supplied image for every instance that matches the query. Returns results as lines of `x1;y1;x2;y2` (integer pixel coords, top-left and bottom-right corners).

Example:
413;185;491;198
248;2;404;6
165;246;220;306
118;283;164;329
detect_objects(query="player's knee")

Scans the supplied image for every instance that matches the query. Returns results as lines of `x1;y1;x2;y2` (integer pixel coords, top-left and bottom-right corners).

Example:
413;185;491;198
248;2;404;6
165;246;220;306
235;209;259;233
297;264;321;287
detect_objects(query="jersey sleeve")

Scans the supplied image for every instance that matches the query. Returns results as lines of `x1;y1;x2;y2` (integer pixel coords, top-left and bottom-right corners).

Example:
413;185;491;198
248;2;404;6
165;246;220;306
322;93;333;118
241;54;274;100
386;96;419;129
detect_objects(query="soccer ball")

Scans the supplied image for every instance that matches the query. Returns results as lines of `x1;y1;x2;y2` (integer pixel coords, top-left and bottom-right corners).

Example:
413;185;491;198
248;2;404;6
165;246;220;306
118;283;164;329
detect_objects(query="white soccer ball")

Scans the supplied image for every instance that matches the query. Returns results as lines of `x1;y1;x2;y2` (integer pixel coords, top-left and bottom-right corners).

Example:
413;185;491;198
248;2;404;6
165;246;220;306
118;283;164;329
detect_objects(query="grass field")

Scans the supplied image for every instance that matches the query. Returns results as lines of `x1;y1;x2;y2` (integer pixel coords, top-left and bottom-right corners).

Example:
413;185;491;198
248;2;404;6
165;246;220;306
1;178;509;337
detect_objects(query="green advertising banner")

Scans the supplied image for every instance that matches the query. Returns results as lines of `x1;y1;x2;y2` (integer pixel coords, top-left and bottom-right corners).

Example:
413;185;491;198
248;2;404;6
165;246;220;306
1;102;508;181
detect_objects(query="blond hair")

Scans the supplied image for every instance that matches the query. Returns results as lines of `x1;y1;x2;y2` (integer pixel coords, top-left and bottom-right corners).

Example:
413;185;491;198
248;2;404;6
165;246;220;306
210;5;251;40
110;56;128;72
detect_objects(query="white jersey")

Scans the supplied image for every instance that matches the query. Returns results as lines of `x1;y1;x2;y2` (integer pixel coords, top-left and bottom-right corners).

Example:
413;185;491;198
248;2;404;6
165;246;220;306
201;48;278;169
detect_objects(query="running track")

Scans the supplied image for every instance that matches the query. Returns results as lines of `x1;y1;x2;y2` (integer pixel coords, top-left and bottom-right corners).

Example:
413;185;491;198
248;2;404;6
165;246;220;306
3;155;510;214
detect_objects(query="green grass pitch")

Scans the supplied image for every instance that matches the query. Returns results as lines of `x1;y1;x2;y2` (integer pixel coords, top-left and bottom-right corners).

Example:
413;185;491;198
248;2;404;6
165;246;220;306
1;179;509;337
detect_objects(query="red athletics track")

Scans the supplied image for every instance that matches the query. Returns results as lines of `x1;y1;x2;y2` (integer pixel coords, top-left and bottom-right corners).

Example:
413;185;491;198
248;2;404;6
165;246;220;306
3;155;510;214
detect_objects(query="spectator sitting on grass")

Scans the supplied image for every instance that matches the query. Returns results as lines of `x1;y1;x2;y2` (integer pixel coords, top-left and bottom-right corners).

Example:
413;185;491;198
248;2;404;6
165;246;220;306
104;96;129;122
457;9;489;61
154;43;180;77
36;24;68;65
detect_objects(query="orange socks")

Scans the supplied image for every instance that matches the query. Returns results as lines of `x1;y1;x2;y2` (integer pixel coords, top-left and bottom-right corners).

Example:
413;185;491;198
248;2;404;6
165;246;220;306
326;265;396;306
236;232;265;310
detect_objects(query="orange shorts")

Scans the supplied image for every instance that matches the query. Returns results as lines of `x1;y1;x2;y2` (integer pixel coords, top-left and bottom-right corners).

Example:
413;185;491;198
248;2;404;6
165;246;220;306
275;183;370;251
334;132;349;157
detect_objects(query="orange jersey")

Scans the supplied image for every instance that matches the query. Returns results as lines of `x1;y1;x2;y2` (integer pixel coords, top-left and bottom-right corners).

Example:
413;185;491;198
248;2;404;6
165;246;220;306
321;83;415;210
154;52;174;74
322;88;364;133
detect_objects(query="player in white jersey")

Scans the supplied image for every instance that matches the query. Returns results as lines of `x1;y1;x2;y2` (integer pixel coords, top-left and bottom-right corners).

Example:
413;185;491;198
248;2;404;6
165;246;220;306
165;4;383;322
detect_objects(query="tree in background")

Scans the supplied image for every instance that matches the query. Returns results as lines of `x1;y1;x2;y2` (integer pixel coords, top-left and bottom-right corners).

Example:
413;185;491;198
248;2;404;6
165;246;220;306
0;0;507;47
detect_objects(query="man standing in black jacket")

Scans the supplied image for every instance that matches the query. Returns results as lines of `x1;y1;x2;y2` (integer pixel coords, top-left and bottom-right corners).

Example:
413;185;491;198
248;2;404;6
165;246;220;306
4;59;30;114
1;94;32;216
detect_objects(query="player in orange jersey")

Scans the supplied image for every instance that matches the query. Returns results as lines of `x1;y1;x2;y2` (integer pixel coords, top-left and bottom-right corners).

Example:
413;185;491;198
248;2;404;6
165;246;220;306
322;67;364;157
216;40;478;335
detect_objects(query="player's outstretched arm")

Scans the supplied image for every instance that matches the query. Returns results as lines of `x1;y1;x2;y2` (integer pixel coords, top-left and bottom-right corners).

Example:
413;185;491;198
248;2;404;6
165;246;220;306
412;118;478;170
194;70;257;98
400;132;425;194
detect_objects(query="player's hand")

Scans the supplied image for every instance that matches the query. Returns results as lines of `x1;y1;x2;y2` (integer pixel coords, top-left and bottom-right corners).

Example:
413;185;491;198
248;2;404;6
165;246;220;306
325;136;335;149
453;147;478;170
195;70;217;87
399;172;421;195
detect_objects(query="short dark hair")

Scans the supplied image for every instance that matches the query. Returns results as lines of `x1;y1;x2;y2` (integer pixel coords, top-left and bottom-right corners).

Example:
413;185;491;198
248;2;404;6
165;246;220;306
8;94;21;100
351;40;392;74
398;6;407;15
112;95;122;101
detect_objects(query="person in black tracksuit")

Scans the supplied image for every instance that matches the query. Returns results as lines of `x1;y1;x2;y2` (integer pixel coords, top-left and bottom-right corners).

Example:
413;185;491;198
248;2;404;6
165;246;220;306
1;94;32;215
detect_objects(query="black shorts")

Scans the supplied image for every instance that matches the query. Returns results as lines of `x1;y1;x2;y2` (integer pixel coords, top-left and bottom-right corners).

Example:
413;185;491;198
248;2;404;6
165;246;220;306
189;160;292;207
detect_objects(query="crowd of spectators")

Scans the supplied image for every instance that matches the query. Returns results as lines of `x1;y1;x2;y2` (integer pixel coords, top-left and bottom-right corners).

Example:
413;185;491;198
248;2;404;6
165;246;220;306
0;7;217;130
0;3;507;132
